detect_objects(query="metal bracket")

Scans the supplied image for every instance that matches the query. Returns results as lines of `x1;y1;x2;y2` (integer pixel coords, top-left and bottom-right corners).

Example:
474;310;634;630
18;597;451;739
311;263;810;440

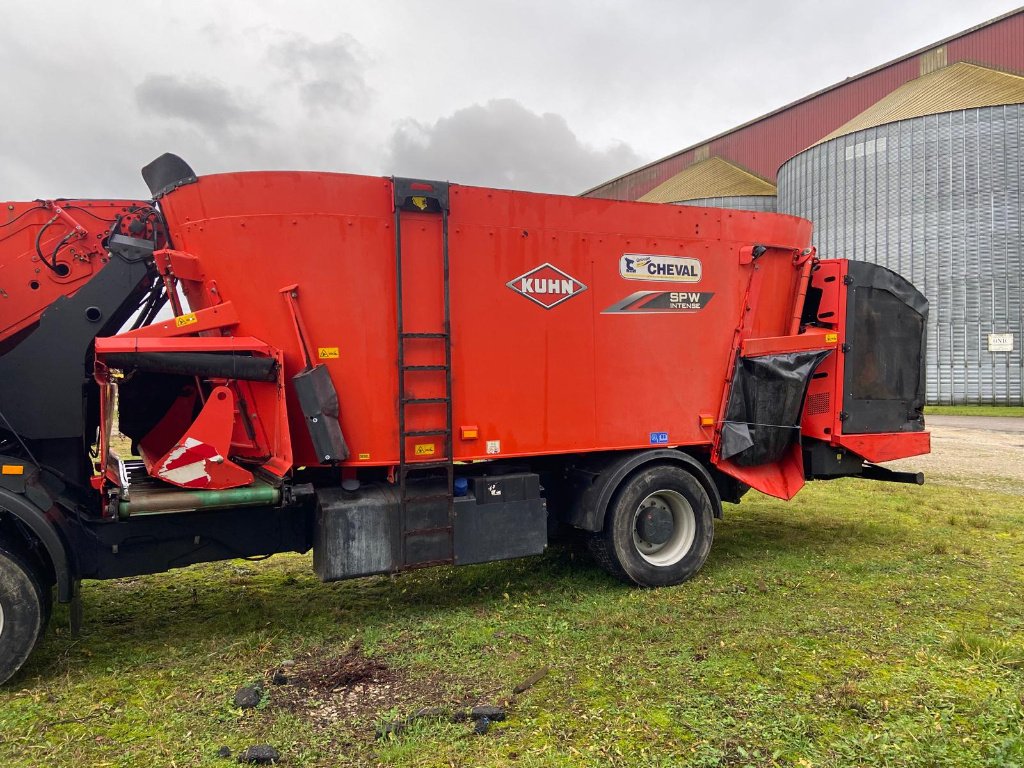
393;177;450;213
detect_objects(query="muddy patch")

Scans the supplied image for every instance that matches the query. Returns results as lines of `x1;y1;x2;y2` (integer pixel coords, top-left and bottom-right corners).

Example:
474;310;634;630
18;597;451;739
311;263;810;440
270;643;456;731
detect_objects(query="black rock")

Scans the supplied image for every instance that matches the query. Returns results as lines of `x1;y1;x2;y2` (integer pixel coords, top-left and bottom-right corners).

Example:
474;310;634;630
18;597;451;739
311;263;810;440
233;685;263;709
450;709;470;723
474;716;491;735
470;705;506;722
270;669;289;686
375;719;408;739
237;745;280;764
217;746;232;759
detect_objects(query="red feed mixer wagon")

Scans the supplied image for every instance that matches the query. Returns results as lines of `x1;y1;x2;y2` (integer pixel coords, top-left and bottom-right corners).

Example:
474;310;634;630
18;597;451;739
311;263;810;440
0;154;929;682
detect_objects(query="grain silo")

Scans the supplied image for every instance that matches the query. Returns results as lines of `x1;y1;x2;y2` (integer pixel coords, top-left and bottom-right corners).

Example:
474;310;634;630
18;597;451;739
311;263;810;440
638;157;777;212
777;63;1024;405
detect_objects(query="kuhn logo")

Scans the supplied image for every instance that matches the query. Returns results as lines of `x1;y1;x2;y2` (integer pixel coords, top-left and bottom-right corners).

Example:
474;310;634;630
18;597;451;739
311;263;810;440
506;263;587;309
620;254;701;283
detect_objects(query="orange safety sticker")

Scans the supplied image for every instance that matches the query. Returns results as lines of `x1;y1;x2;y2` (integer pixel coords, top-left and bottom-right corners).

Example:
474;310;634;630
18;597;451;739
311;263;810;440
318;347;340;359
358;453;371;460
174;312;198;328
414;443;435;456
825;332;838;343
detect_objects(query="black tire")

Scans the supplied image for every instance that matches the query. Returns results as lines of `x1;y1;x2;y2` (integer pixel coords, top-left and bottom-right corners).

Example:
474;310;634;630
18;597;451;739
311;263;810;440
588;464;715;587
0;546;51;686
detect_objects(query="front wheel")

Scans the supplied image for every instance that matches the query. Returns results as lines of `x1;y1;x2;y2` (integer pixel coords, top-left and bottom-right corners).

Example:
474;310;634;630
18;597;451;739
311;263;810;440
589;464;715;587
0;546;51;685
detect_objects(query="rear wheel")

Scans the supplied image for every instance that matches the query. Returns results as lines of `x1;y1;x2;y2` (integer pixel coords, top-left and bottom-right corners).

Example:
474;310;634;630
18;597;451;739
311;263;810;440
589;464;715;586
0;546;50;685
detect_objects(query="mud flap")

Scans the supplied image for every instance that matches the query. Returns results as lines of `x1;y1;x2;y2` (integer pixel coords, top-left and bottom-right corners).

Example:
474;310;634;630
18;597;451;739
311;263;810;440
716;350;830;499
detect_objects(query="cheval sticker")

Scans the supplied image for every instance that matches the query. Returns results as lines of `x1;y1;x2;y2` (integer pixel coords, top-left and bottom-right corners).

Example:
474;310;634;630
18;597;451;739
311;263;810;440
507;263;587;309
602;290;714;314
620;254;701;283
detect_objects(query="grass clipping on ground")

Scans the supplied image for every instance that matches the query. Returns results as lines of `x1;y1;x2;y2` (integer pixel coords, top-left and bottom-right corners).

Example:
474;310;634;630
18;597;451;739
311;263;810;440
2;479;1024;767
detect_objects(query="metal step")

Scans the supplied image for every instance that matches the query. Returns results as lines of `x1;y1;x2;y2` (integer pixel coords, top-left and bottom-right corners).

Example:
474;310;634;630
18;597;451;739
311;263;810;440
403;525;454;537
401;493;451;503
400;460;451;472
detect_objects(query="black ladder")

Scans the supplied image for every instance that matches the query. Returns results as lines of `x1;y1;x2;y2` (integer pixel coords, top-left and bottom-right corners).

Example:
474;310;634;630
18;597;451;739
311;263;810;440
393;178;454;568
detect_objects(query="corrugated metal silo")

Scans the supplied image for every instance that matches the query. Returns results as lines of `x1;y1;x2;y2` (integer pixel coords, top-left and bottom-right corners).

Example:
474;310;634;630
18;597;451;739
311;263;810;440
778;63;1024;405
676;196;777;212
638;157;777;212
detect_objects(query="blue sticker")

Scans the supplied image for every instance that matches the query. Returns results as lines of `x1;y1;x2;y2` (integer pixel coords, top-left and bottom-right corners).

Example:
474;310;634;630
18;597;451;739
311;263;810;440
650;432;669;445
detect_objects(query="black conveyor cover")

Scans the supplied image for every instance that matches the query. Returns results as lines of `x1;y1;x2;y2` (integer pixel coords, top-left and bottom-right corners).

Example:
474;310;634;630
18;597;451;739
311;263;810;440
720;350;831;467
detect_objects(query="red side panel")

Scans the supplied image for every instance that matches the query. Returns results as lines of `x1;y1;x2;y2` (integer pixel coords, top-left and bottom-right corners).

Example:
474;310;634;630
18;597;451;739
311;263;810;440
834;432;931;463
150;171;814;470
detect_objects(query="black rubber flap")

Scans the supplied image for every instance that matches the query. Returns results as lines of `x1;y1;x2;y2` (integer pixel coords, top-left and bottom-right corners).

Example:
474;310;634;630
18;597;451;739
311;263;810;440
293;364;349;462
141;153;197;198
721;350;831;466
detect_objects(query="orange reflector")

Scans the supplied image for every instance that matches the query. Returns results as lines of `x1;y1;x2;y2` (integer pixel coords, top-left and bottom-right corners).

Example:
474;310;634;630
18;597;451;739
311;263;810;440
460;425;479;440
1;465;25;475
699;415;715;427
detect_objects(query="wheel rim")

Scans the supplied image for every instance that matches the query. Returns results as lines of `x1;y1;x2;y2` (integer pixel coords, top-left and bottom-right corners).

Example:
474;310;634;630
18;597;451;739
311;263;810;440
632;490;696;566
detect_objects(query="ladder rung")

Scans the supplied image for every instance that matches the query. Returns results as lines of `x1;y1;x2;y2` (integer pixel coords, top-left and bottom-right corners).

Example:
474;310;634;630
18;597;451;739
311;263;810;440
402;332;448;339
402;364;448;371
402;558;454;570
401;460;452;471
403;525;454;537
405;429;449;437
402;397;449;405
402;493;452;503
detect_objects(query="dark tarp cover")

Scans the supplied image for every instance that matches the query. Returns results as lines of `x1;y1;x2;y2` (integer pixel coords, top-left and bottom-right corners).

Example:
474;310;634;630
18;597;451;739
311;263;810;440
842;261;928;434
720;350;831;467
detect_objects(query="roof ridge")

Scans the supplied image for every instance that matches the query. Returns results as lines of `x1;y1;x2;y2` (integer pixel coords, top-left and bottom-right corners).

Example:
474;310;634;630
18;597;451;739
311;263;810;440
813;60;1024;146
638;156;777;203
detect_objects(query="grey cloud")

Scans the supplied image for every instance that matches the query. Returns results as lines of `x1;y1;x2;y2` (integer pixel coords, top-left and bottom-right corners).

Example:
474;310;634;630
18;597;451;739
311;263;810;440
135;74;263;132
388;99;643;195
269;34;370;114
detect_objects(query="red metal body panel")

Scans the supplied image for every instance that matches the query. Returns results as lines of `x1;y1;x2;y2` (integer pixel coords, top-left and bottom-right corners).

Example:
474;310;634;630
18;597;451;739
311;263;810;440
150;172;812;477
0;200;149;343
835;432;931;464
587;11;1024;199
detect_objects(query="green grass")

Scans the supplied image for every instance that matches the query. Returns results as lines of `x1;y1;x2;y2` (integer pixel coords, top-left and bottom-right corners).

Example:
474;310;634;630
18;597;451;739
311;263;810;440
3;479;1024;767
926;405;1024;417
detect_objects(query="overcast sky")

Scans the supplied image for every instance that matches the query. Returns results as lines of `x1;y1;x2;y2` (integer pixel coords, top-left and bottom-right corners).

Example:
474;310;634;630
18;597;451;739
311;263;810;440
0;1;1018;199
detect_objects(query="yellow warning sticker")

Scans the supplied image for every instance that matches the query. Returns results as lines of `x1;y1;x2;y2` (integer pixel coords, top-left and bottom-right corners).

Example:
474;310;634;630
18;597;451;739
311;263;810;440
318;347;340;359
358;453;371;460
1;465;24;475
174;312;198;328
825;332;838;343
411;196;428;211
414;443;436;456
